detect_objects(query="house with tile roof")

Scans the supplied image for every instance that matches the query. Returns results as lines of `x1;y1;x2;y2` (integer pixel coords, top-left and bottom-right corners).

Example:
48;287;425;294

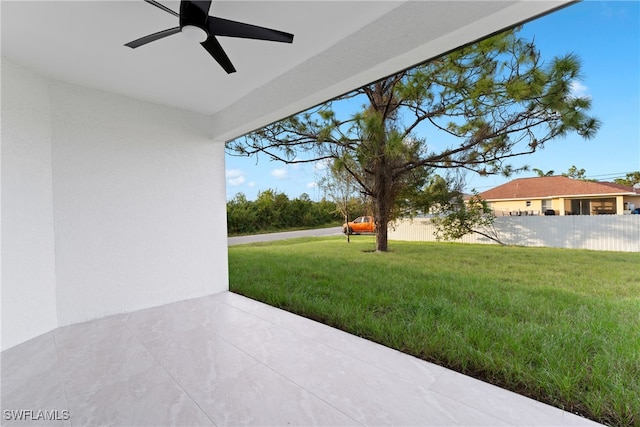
478;176;640;216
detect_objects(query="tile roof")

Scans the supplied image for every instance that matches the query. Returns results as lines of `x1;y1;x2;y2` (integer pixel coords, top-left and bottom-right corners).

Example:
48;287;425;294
479;176;638;200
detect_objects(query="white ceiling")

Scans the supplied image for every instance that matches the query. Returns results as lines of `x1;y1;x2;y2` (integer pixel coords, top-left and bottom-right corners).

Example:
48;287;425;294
1;1;571;141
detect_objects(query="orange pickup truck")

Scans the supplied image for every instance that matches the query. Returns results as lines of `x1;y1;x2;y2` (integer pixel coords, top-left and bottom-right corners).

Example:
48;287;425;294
343;216;376;234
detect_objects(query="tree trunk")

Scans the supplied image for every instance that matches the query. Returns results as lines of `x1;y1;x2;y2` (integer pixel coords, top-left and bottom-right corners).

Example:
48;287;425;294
374;217;389;252
345;210;350;243
373;186;392;252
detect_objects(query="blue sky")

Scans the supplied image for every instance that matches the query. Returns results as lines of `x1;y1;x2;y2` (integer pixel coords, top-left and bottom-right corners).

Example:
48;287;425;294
225;1;639;200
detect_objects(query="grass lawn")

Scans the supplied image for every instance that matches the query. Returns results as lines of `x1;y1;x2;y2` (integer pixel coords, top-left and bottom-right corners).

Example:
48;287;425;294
228;236;640;427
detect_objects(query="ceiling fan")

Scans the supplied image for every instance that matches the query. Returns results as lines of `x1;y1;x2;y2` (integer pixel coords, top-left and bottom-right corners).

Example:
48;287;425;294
125;0;294;74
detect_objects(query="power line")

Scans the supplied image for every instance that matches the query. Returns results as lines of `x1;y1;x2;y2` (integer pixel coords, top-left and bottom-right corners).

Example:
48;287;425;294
585;171;636;181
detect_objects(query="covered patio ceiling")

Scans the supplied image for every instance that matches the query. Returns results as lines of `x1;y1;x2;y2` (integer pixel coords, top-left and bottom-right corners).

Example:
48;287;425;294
2;1;571;141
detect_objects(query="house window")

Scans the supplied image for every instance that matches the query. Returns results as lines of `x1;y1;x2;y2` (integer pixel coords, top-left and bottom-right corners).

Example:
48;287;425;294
541;199;553;213
526;201;531;207
571;199;591;215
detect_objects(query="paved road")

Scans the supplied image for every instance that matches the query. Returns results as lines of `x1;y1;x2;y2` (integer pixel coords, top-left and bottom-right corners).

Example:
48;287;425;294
228;227;343;246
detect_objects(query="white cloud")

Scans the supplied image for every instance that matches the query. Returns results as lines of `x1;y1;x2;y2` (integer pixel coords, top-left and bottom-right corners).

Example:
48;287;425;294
247;181;256;188
225;169;245;186
270;168;288;179
569;81;590;99
306;182;318;189
314;159;331;172
228;176;245;186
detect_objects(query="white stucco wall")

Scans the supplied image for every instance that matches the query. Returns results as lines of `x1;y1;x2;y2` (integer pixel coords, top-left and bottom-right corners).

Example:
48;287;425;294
1;60;228;349
1;61;59;350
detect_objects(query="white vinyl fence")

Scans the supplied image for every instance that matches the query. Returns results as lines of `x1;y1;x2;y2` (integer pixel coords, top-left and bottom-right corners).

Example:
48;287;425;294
389;215;640;252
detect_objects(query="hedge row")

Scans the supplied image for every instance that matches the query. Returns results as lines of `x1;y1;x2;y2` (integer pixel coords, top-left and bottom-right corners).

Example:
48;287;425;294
227;190;342;235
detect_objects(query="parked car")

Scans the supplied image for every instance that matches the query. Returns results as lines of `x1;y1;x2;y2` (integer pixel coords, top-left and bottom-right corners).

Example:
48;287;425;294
631;208;640;214
343;216;376;234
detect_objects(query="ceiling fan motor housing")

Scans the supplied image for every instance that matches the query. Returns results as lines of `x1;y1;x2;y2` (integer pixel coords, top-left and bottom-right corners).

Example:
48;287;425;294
180;1;209;35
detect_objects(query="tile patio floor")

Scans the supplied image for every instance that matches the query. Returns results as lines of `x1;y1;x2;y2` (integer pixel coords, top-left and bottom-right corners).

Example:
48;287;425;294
1;292;602;426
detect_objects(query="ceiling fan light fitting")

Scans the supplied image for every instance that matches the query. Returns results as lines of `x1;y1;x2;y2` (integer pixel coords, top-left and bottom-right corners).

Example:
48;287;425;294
181;25;208;43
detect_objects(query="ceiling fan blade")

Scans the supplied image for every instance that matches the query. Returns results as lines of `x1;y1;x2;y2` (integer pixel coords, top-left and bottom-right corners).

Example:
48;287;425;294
180;1;212;27
125;27;181;48
208;17;294;44
143;0;179;18
201;36;236;74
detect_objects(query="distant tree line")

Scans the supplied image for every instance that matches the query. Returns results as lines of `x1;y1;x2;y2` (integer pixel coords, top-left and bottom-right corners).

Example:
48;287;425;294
227;189;368;235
